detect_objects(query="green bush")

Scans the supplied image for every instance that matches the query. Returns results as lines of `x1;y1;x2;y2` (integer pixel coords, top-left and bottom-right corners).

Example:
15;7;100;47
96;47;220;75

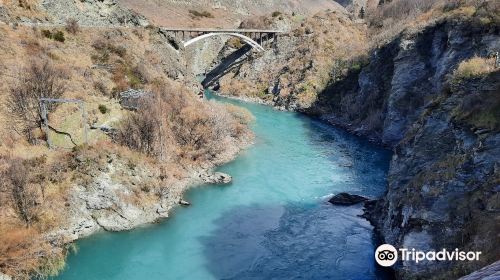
42;30;52;39
272;11;282;17
41;30;65;42
189;10;214;18
53;31;65;42
98;104;109;114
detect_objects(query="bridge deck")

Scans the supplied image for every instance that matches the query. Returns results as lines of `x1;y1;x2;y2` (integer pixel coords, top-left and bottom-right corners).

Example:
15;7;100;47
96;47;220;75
161;27;283;33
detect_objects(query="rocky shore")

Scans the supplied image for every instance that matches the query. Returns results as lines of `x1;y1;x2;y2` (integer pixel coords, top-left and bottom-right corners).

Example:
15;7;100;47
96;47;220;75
46;135;251;250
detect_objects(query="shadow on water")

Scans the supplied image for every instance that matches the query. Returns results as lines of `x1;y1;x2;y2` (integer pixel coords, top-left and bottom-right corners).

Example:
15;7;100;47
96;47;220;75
297;115;392;197
200;202;394;280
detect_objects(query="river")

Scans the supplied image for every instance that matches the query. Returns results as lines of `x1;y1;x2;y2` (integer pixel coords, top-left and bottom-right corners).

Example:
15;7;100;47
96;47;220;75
53;93;392;280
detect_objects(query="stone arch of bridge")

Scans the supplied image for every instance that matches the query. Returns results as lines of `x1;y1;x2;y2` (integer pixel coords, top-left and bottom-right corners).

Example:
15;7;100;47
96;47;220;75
183;32;265;52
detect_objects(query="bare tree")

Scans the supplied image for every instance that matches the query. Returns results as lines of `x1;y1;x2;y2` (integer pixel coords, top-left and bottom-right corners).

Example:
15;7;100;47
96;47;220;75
115;94;168;157
65;18;80;34
115;81;250;163
6;59;66;142
4;159;39;227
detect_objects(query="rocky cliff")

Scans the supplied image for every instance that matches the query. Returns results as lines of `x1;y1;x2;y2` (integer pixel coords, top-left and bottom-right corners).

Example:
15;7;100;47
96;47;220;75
309;19;499;279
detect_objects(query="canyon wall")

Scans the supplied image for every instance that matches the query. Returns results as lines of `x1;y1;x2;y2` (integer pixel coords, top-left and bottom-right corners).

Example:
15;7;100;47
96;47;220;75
308;20;499;279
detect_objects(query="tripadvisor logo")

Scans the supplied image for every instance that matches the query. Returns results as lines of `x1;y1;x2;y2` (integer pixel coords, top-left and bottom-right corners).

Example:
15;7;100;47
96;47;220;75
375;244;398;267
375;244;482;267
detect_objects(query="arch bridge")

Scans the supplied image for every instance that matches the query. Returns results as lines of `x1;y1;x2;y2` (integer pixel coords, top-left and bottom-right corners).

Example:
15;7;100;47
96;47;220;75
161;28;283;51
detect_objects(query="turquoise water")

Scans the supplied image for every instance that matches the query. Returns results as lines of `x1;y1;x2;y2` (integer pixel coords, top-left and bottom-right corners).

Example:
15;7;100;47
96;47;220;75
54;94;392;280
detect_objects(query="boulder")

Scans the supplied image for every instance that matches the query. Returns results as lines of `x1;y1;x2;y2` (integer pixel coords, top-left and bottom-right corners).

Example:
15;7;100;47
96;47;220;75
179;199;191;206
0;272;12;280
328;192;369;206
201;172;232;184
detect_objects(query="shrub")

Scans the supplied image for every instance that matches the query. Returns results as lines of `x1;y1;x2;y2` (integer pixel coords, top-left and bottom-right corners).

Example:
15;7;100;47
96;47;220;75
91;38;107;50
227;37;244;49
272;11;282;17
115;82;251;162
94;80;108;95
0;226;65;280
41;29;52;39
108;44;127;57
98;104;109;114
189;10;214;18
453;56;496;80
240;16;270;29
52;31;65;42
91;39;126;63
41;30;65;42
3;159;39;226
91;49;110;63
65;18;79;34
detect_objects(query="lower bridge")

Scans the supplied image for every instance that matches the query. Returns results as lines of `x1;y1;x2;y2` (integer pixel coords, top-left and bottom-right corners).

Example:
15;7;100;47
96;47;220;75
160;28;283;51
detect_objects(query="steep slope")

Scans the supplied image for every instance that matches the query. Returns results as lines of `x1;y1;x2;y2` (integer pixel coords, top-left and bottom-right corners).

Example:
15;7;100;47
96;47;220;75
117;0;345;27
213;10;367;109
300;11;500;280
0;1;253;279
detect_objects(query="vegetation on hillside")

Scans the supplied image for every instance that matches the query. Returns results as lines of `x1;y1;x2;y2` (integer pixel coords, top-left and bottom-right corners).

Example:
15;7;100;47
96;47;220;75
220;10;368;109
452;56;497;81
367;0;500;46
115;81;252;162
0;5;253;279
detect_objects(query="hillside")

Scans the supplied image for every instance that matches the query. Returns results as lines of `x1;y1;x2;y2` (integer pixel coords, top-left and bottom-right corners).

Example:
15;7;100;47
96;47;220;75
117;0;345;27
0;1;253;279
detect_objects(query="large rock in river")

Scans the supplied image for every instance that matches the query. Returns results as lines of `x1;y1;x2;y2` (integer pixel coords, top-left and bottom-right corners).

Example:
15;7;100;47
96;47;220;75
328;192;369;205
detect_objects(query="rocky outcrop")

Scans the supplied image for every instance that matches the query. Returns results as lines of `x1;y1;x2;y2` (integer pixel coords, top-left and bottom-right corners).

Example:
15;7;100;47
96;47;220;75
310;20;499;144
47;154;190;243
458;260;500;280
40;0;149;27
199;172;232;184
0;272;11;280
328;192;369;205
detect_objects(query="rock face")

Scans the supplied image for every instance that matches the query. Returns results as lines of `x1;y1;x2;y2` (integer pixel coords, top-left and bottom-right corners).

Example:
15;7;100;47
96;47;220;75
328;192;369;205
48;154;191;243
40;0;149;26
309;19;500;279
458;260;500;280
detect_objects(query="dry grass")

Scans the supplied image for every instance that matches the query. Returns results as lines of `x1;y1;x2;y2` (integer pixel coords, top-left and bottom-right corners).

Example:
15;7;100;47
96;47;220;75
367;0;500;46
0;226;65;280
0;153;70;279
188;10;214;19
453;56;497;80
